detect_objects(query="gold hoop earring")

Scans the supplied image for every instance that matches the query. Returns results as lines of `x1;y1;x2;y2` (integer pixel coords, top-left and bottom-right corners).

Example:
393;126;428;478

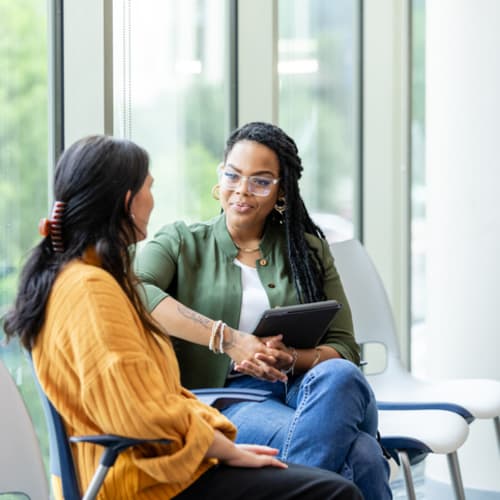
211;184;220;200
274;196;287;215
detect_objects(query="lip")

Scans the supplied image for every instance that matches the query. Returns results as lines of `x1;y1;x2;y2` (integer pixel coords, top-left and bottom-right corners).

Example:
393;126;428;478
230;200;254;213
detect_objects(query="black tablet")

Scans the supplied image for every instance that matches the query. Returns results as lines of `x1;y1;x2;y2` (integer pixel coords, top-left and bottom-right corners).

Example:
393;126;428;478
252;300;342;349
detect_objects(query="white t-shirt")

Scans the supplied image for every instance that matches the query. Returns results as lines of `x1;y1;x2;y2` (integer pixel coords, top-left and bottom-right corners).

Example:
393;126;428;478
233;259;270;333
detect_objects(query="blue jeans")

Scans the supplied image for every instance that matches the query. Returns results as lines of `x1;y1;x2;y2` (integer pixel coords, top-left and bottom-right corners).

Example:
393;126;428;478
222;359;392;500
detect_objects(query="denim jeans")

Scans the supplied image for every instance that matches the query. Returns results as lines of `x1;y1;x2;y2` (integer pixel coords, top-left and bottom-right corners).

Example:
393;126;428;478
222;359;392;500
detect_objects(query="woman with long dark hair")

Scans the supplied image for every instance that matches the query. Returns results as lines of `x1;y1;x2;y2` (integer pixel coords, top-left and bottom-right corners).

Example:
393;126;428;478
136;122;392;499
3;135;361;499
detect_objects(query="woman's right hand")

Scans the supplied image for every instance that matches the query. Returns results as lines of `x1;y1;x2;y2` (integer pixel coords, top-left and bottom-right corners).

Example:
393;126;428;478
206;431;287;469
224;329;291;382
223;444;288;468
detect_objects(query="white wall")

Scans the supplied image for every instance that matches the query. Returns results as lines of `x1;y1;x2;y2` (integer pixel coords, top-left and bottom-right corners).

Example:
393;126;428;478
425;0;500;490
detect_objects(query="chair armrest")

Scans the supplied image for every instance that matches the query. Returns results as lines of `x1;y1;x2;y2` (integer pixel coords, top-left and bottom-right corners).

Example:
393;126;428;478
378;435;431;464
376;401;474;424
70;435;170;467
193;388;271;410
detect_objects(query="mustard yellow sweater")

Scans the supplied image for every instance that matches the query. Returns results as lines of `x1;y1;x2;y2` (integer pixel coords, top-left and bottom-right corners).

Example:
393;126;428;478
32;254;236;499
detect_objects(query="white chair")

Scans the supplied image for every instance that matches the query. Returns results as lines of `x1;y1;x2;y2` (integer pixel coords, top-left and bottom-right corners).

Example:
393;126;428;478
331;239;500;443
0;358;49;499
330;239;500;499
377;408;469;500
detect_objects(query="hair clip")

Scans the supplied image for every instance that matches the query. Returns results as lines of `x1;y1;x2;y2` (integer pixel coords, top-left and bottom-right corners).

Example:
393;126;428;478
38;218;50;237
39;201;67;253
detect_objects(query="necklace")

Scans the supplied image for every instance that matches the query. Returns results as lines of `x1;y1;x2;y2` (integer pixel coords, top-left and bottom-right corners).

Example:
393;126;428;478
234;243;261;253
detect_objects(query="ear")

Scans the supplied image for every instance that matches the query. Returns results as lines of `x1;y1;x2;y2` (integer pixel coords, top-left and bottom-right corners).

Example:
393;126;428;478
124;190;132;210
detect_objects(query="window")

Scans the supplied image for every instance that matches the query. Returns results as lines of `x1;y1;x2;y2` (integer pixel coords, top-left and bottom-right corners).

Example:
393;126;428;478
0;0;50;472
410;0;426;374
113;0;231;234
278;0;361;241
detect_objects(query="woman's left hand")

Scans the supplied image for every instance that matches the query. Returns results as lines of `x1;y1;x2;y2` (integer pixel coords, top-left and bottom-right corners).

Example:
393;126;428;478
254;336;294;371
228;332;292;382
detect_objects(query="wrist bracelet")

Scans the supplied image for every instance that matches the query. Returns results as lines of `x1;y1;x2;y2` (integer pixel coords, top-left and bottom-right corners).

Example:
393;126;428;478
283;348;298;375
209;320;222;353
218;322;226;354
310;347;321;369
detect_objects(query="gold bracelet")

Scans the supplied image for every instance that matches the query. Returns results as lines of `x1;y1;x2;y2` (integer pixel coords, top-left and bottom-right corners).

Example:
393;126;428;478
310;347;321;369
283;348;298;375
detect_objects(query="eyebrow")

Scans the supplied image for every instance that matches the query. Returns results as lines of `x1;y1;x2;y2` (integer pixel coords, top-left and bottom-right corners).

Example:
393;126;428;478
225;163;277;177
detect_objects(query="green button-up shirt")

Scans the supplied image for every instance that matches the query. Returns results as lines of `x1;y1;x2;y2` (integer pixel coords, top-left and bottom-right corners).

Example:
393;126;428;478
136;214;360;388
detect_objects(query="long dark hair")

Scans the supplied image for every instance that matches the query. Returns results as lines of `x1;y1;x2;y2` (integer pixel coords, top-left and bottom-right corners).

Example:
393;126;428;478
223;121;327;303
3;135;165;349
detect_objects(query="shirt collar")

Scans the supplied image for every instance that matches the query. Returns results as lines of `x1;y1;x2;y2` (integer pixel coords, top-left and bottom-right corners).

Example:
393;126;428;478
212;213;285;258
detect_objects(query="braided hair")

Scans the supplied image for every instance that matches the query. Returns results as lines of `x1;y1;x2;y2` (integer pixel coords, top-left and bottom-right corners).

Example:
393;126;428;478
223;122;327;303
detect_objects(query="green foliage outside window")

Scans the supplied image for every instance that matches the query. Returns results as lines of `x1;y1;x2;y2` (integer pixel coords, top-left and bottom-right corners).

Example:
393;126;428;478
0;0;50;479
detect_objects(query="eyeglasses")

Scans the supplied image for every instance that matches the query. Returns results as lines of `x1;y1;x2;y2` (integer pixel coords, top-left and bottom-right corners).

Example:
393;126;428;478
217;164;280;197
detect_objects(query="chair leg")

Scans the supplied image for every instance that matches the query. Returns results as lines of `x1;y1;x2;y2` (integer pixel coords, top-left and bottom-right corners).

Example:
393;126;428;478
446;451;466;500
494;416;500;455
397;450;417;500
82;464;110;500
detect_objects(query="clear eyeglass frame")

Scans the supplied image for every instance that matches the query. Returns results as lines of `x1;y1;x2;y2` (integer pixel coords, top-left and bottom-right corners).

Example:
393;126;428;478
217;163;280;197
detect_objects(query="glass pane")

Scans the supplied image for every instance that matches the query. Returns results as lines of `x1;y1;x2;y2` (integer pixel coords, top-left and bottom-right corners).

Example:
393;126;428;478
113;0;230;235
0;0;49;472
278;0;360;242
410;0;426;375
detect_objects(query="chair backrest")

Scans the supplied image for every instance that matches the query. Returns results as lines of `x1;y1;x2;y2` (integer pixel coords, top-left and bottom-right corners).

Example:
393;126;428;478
27;360;271;500
330;239;403;372
29;356;82;500
0;358;49;500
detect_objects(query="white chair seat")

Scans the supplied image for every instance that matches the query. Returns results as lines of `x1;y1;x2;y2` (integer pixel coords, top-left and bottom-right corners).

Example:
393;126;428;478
372;371;500;419
378;409;469;455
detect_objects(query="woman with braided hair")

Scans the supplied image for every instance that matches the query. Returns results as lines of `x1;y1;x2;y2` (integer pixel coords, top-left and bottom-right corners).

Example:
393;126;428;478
136;122;392;499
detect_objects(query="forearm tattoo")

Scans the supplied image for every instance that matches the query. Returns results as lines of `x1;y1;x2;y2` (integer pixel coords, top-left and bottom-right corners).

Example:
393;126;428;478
177;304;239;351
177;304;211;329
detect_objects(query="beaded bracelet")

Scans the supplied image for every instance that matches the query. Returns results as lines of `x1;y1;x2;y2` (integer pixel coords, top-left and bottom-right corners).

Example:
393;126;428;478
209;320;222;353
218;322;226;354
209;320;227;354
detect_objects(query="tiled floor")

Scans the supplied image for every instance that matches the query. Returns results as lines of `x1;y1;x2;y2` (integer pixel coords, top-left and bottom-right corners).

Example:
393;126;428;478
423;479;500;499
390;462;500;499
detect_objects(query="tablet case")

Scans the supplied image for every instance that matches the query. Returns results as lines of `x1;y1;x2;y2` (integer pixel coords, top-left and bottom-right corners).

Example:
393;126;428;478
252;300;342;349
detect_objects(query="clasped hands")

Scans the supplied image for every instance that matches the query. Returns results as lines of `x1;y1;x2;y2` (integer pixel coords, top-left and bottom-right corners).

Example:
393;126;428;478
226;332;295;383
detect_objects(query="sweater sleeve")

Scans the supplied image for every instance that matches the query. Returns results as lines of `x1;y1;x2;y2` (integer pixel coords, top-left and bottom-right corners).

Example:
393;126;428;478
71;269;236;484
82;359;235;484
